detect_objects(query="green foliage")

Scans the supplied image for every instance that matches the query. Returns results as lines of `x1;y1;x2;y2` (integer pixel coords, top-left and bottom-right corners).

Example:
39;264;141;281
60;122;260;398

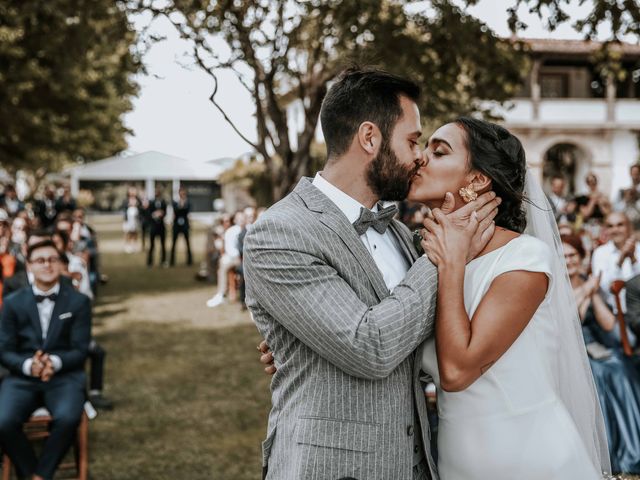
133;0;528;200
218;158;273;207
506;0;640;40
0;0;141;172
133;0;640;202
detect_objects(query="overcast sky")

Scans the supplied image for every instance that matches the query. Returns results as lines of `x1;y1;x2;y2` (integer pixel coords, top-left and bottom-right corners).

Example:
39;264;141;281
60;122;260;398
123;0;617;162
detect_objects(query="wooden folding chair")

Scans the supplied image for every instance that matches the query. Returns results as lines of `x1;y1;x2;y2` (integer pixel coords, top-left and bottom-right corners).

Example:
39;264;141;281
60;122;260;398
2;410;88;480
610;279;634;357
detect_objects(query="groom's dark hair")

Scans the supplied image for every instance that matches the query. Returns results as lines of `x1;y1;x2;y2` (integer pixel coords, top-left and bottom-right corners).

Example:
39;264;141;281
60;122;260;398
320;66;420;160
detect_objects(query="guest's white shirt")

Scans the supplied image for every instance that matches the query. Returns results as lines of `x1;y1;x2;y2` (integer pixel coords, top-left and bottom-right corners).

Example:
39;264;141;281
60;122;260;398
591;240;640;313
548;192;567;214
67;252;93;300
223;225;242;258
21;283;63;376
312;172;409;291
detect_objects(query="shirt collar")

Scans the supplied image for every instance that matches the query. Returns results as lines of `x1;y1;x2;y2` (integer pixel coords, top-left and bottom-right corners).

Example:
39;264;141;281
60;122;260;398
32;282;60;297
312;172;378;224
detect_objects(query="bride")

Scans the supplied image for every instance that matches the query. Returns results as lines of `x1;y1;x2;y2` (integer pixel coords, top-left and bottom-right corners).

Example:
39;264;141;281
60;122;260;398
411;117;610;479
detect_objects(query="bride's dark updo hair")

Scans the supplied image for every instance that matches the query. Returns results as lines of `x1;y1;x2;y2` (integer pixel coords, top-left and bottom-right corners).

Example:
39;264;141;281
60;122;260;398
455;116;528;233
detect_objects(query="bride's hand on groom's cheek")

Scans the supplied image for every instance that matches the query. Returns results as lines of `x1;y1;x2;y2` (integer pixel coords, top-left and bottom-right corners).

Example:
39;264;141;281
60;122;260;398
422;191;500;263
257;340;277;375
421;209;479;266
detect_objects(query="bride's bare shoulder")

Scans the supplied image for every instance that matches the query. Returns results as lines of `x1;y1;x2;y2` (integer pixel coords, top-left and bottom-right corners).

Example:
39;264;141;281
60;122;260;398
475;227;521;259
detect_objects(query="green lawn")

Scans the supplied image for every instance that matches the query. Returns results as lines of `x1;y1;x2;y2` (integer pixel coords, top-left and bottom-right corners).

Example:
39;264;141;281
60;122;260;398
88;218;271;479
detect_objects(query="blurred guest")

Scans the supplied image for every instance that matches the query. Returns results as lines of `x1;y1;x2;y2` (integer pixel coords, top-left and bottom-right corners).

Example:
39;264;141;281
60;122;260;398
170;187;192;266
575;172;612;223
614;164;640;231
122;188;141;254
86;340;112;410
0;240;91;480
592;212;640;316
34;186;59;229
0;213;16;308
52;229;93;301
206;211;245;307
563;233;640;474
140;195;151;252
55;186;76;215
197;216;227;282
8;215;29;271
547;175;575;222
71;208;100;296
2;230;52;299
0;184;24;216
237;207;256;309
146;186;167;267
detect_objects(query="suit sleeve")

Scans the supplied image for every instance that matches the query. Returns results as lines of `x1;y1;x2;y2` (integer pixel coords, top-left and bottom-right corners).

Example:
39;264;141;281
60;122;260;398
243;217;438;380
0;300;33;375
50;295;91;372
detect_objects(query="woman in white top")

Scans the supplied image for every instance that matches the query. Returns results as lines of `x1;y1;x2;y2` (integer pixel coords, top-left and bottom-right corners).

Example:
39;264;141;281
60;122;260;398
122;188;140;253
410;117;609;479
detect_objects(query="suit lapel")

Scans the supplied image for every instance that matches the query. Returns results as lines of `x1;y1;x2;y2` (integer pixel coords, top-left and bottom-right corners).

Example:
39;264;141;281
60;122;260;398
388;220;419;264
43;284;69;350
25;289;44;343
294;178;390;301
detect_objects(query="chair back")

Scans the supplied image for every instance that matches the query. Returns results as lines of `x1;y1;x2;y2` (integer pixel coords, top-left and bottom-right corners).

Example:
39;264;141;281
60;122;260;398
610;279;634;356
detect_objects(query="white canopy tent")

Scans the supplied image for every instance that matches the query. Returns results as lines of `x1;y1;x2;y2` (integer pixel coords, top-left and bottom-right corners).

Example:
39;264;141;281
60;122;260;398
66;151;230;201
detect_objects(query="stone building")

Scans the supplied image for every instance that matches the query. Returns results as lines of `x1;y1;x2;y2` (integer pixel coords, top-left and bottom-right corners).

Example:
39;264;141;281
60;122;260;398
494;38;640;199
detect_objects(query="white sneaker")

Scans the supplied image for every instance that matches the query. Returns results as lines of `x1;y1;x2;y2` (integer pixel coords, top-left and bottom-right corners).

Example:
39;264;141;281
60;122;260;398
206;293;225;308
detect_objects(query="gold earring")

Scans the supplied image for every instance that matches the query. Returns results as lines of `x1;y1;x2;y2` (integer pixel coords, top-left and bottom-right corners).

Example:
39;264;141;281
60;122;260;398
459;184;478;203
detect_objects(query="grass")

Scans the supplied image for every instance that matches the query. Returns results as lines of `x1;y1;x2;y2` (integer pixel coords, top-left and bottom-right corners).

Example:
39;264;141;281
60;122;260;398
86;217;271;479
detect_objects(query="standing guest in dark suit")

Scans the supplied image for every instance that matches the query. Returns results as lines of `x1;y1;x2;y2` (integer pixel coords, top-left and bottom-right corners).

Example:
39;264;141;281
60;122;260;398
55;186;76;215
34;186;59;230
0;239;91;480
140;196;151;252
170;187;192;266
146;186;167;267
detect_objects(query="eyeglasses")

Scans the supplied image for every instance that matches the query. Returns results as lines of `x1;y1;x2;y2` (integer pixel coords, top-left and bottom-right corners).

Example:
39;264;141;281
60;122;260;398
29;257;61;266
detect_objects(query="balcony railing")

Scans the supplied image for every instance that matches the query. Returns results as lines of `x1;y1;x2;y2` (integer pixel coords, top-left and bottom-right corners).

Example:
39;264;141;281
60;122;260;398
492;98;640;127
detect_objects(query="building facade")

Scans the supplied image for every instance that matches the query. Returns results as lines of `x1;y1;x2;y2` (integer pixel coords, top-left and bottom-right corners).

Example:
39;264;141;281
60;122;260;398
494;38;640;199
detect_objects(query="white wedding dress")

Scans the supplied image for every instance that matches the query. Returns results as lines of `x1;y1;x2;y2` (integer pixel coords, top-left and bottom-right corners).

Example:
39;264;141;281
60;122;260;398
420;234;601;479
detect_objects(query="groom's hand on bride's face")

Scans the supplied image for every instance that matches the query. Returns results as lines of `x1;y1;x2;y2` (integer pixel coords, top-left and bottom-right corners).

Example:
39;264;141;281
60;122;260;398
257;340;277;375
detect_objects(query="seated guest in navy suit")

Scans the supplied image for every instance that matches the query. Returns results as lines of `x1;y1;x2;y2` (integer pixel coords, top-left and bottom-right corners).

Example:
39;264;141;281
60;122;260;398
0;239;91;480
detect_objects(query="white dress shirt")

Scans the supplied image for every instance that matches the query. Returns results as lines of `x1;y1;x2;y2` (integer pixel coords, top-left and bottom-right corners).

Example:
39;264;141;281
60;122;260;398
312;172;409;291
21;283;63;376
548;193;567;214
223;224;242;258
591;240;640;313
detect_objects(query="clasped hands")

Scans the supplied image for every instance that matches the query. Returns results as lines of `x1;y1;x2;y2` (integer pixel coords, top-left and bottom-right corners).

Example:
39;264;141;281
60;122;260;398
30;350;56;382
418;191;500;266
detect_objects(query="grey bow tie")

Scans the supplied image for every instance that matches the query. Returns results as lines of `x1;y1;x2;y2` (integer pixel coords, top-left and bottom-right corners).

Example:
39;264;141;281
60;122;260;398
352;203;398;236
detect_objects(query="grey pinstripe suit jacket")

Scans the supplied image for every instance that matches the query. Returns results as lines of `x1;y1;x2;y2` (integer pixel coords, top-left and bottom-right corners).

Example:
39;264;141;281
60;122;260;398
244;177;439;480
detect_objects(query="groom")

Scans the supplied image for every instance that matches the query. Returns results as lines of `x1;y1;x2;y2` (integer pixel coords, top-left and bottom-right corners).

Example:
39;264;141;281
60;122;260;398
243;67;498;480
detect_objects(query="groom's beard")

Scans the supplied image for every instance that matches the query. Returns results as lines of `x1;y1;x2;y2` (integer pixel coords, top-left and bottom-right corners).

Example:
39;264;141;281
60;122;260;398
366;139;416;202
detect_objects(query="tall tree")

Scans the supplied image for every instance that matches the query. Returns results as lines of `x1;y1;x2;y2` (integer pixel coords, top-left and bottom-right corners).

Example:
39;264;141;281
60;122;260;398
132;0;527;201
133;0;640;202
0;0;141;172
